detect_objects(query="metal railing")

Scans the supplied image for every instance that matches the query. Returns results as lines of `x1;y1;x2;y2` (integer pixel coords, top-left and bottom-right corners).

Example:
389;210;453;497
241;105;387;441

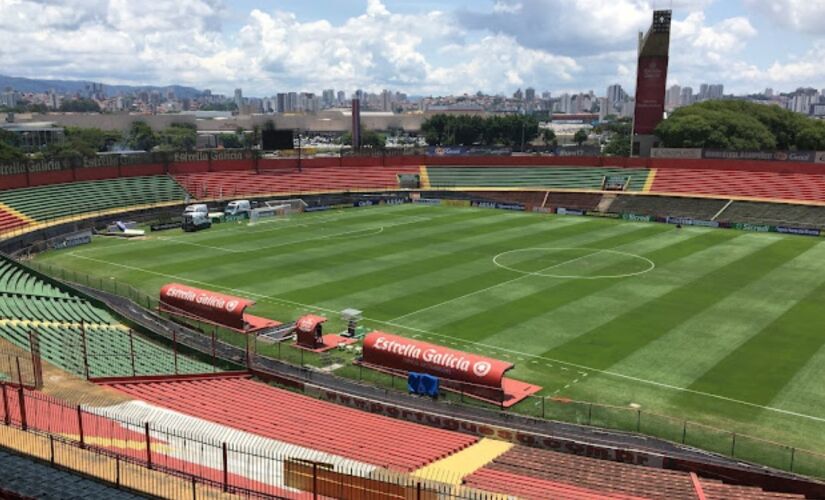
0;382;495;499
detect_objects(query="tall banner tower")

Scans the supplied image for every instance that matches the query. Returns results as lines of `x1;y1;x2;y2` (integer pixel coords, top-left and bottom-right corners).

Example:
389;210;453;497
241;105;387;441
351;98;362;151
632;10;672;157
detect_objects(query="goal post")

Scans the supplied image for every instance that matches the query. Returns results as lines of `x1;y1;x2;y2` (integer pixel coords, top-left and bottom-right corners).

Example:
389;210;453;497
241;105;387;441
248;198;307;225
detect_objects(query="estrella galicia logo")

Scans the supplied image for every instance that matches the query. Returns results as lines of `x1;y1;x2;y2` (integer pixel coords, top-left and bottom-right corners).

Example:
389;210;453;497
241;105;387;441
472;361;492;378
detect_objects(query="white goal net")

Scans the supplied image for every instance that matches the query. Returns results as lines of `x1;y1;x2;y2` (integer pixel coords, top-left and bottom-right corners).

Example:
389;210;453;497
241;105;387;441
248;198;307;225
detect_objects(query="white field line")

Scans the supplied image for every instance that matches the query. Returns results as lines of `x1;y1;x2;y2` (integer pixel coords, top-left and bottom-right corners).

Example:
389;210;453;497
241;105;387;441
388;250;604;322
62;253;825;425
77;214;437;258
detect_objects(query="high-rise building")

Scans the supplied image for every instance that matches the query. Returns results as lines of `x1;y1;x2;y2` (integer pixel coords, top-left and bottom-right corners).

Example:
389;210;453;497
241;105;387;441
665;84;681;111
680;87;693;106
708;84;724;99
322;89;335;107
276;93;287;113
764;88;774;98
337;91;346;105
606;84;628;112
513;88;524;101
525;88;536;102
381;89;392;112
632;9;672;157
234;88;243;109
558;93;572;114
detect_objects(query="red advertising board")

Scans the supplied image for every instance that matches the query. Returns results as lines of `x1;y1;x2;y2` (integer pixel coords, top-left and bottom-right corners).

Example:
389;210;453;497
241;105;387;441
159;283;254;331
362;332;512;388
634;56;669;135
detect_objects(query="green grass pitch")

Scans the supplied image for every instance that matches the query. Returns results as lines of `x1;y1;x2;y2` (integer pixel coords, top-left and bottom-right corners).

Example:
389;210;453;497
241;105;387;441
33;203;825;471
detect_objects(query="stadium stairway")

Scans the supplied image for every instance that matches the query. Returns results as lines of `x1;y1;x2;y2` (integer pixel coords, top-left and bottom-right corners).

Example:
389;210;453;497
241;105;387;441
650;168;825;204
174;165;418;199
106;375;478;472
464;445;806;500
425;166;652;191
0;175;188;234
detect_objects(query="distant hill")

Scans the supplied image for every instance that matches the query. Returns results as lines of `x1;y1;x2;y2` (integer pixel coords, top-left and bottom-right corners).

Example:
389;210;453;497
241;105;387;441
0;74;204;99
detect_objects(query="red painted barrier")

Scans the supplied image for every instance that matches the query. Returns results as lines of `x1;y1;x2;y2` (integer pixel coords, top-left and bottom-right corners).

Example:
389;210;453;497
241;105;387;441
168;161;210;175
0;174;28;190
119;163;166;177
74;166;119;182
28;169;74;187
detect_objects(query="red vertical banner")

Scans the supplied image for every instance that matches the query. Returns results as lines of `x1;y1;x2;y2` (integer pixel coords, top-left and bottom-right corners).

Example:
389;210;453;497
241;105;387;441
634;55;669;135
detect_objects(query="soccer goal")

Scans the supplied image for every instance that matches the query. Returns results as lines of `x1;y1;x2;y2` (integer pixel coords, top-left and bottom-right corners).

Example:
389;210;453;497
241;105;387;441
248;198;307;225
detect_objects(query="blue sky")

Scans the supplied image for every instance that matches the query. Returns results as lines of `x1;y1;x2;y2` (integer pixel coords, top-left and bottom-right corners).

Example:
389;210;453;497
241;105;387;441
1;0;823;97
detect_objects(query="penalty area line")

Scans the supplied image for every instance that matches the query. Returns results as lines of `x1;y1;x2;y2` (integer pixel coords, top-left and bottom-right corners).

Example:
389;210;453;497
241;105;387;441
59;253;825;425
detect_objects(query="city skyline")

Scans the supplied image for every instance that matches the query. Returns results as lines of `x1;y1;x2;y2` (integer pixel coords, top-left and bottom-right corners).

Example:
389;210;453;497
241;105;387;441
0;1;823;97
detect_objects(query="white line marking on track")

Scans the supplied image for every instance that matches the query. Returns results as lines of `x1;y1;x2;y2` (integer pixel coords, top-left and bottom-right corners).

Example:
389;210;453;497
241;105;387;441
61;254;825;425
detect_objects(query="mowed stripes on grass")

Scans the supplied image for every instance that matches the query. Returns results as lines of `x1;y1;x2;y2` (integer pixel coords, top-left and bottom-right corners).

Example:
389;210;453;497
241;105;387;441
35;204;825;456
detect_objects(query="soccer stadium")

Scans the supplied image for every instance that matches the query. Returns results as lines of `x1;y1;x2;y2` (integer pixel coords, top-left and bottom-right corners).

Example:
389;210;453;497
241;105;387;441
3;6;825;500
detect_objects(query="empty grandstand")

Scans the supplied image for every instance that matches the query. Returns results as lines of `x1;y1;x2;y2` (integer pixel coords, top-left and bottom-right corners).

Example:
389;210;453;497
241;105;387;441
465;446;807;500
0;176;188;234
426;166;652;191
607;195;730;220
0;256;211;378
174;165;416;200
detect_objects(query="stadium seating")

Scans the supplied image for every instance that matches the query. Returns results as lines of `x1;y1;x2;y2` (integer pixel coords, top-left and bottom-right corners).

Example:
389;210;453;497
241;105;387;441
0;204;32;234
106;376;478;471
467;191;605;211
719;201;825;229
464;446;805;500
174;166;417;199
608;195;729;220
425;166;652;191
0;258;211;378
0;448;143;499
650;168;825;204
0;175;187;228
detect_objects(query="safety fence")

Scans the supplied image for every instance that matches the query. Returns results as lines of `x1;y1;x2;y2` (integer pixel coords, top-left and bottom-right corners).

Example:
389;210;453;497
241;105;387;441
0;382;496;499
22;260;825;481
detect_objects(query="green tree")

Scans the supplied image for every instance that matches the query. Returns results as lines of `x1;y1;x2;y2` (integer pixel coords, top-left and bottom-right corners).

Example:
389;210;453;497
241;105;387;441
0;141;24;163
42;127;122;160
126;121;158;151
421;114;449;145
573;129;589;146
602;119;632;157
542;128;557;147
244;125;261;149
653;100;815;150
219;133;243;149
59;98;101;113
796;121;825;150
158;122;197;151
340;128;386;149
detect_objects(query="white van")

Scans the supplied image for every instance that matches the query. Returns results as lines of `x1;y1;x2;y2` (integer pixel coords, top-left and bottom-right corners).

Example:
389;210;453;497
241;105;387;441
183;204;208;216
225;200;251;217
182;204;211;232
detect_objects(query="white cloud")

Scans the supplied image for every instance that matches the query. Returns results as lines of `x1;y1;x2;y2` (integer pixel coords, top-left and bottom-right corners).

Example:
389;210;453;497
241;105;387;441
744;0;825;35
0;0;818;96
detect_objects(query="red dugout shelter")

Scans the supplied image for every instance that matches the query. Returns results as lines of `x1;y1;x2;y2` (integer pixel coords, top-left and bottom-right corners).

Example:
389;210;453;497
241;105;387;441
159;283;280;333
360;332;541;408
